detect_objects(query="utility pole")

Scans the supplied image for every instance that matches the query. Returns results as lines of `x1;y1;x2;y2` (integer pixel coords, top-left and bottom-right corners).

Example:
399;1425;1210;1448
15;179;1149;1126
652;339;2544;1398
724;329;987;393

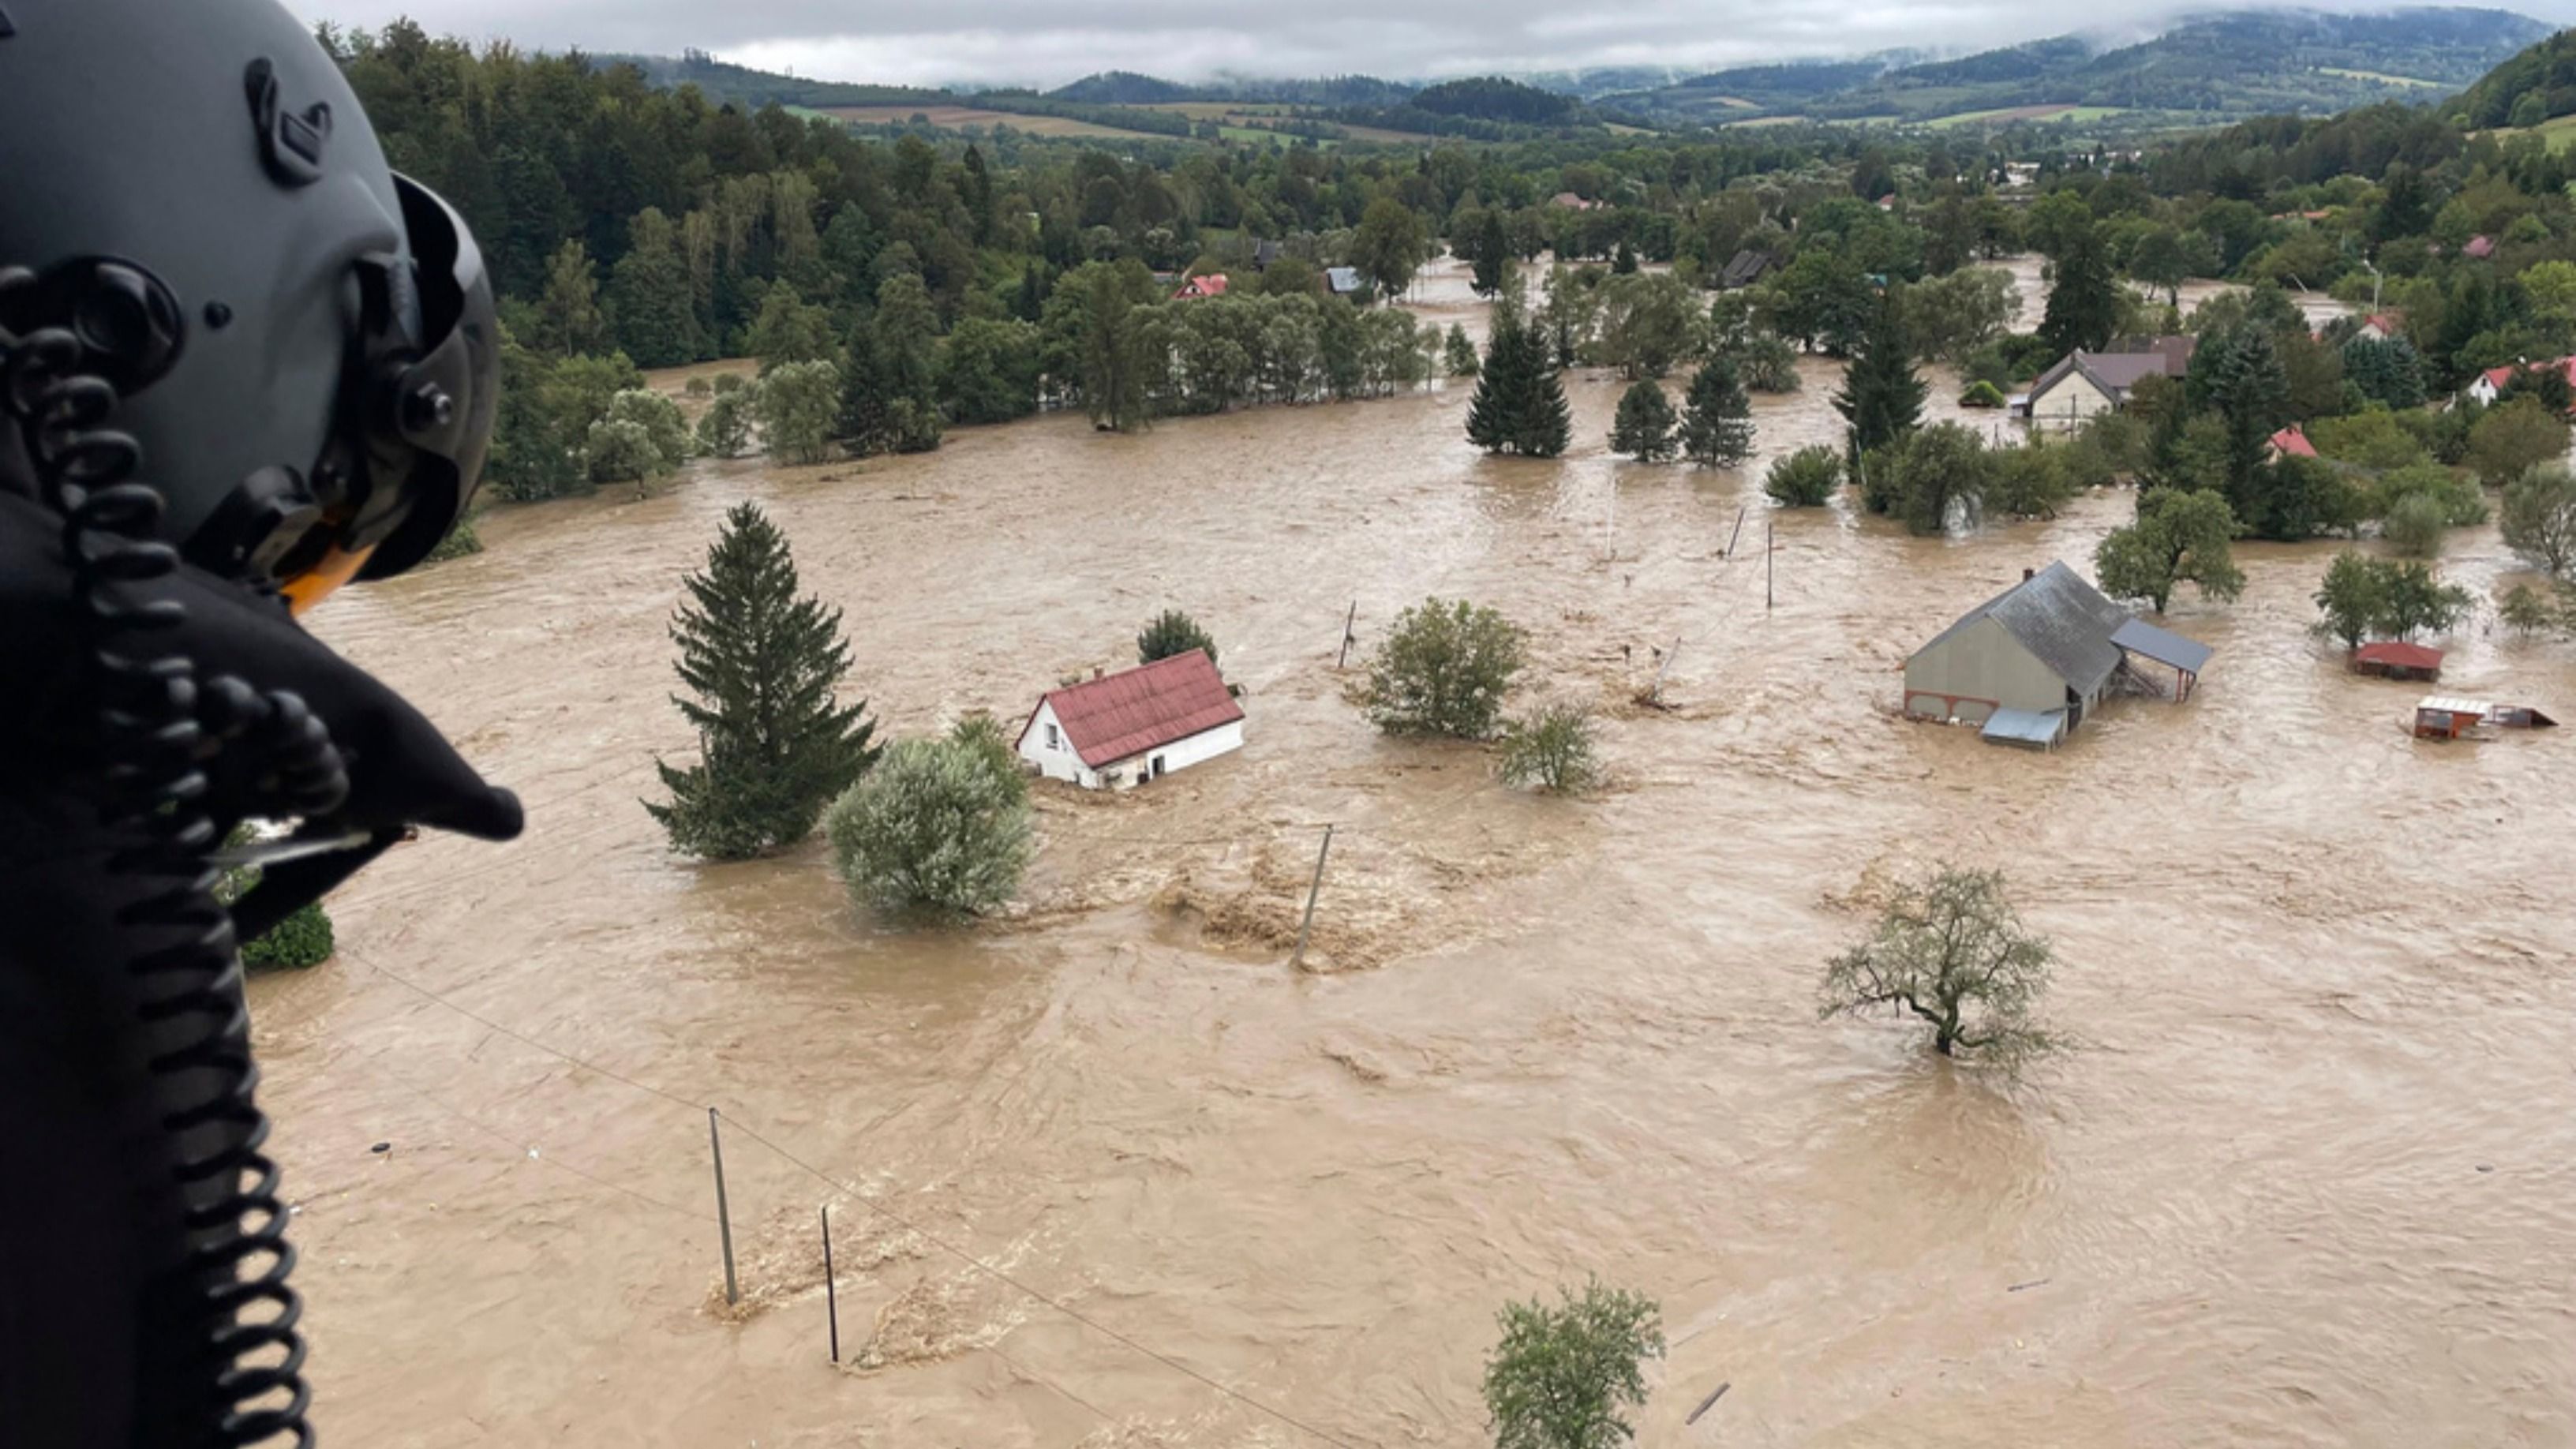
822;1206;840;1363
1337;601;1357;668
709;1108;738;1307
1766;523;1775;611
1291;826;1334;971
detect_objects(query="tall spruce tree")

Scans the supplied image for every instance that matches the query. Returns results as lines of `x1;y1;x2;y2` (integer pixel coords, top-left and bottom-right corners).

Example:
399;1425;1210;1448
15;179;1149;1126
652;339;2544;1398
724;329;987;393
1466;305;1571;458
2039;225;2121;357
1471;209;1511;298
1609;380;1678;462
2204;324;2296;537
1678;358;1756;467
838;321;896;456
649;504;880;860
1833;295;1927;463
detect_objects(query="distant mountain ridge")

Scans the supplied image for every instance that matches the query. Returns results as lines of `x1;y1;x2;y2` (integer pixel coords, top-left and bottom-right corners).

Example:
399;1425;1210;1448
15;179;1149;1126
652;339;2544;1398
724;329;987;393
1616;6;2548;126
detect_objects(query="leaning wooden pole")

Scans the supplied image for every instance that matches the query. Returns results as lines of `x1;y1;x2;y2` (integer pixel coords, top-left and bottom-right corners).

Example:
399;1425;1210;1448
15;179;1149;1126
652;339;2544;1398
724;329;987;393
1337;600;1358;668
822;1206;840;1364
1291;825;1335;970
709;1108;739;1307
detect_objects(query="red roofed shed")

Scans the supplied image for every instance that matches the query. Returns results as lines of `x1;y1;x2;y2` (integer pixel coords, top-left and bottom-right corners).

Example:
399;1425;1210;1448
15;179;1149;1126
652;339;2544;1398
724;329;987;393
1015;651;1245;789
1173;273;1230;300
2353;641;2443;681
2267;425;2316;460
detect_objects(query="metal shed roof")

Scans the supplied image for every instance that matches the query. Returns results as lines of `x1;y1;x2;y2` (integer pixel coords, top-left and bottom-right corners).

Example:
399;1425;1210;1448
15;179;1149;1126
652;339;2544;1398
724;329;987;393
1915;563;2129;697
2419;695;2492;717
1982;708;2067;747
2111;617;2214;675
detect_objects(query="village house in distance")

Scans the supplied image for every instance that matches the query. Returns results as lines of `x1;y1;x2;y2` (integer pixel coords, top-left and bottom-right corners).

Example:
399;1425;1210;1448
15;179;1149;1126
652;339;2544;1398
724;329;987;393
1015;650;1245;789
1904;563;2213;749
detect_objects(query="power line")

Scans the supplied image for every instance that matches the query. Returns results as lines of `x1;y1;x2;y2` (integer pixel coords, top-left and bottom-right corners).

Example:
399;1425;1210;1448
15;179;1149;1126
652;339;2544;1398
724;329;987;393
351;1045;715;1225
713;1112;1371;1449
339;947;705;1116
325;945;1371;1449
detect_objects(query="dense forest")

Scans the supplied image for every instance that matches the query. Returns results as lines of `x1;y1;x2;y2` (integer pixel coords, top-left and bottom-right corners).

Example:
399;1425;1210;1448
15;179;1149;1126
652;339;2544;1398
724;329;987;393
335;13;2576;631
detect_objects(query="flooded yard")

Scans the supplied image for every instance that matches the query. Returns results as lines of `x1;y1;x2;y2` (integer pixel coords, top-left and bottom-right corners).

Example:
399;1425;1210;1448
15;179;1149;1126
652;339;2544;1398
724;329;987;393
262;259;2576;1447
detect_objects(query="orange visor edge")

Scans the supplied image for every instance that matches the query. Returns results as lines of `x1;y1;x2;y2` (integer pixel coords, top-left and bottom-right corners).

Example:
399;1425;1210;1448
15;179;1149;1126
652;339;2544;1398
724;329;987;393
279;542;376;616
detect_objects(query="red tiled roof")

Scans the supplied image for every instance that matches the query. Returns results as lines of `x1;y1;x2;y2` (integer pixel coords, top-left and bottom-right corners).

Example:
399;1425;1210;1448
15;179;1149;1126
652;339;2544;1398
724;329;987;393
2364;313;2399;332
2465;234;2496;259
2356;641;2443;671
1020;651;1242;769
2479;358;2576;391
1173;273;1229;299
2268;425;2316;458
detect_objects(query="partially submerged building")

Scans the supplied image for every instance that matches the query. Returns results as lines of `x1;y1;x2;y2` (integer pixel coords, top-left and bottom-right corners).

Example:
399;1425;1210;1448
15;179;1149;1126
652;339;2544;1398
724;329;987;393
1904;563;2213;747
2413;695;2558;739
2353;641;2443;682
2016;339;2193;431
1015;651;1245;790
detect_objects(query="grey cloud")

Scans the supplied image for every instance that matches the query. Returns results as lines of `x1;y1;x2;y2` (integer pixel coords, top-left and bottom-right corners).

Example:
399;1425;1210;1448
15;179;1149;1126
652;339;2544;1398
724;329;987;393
284;1;2576;88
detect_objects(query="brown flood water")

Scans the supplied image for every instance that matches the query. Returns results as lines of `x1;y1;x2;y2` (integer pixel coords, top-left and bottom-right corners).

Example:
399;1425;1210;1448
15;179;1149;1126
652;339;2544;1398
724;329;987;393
261;257;2576;1447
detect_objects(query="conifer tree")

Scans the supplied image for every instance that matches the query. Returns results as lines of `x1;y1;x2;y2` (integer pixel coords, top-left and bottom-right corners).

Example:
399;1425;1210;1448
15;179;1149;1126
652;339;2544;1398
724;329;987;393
1612;239;1640;274
838;322;896;456
1445;323;1481;377
2039;224;2121;357
1833;294;1927;464
531;239;612;357
1466;305;1571;458
649;504;880;860
1471;209;1511;298
1678;358;1756;466
1609;380;1678;462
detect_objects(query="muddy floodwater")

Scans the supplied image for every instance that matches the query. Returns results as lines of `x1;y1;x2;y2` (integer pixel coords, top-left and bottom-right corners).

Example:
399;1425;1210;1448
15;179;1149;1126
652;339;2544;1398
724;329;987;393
261;258;2576;1447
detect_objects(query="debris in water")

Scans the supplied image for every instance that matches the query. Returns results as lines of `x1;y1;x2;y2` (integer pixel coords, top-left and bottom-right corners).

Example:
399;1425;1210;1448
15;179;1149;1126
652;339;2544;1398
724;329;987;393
1685;1380;1731;1425
369;1142;390;1155
2008;1277;2052;1293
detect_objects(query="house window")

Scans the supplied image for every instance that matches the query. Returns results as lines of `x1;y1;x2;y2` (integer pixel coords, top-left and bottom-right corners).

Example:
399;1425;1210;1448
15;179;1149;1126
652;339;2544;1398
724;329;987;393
1045;723;1061;750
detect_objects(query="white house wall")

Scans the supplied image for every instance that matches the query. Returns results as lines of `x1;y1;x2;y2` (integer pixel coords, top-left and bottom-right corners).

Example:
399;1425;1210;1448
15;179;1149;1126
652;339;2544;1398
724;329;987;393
2024;371;2116;433
1017;707;1245;791
1904;616;2082;724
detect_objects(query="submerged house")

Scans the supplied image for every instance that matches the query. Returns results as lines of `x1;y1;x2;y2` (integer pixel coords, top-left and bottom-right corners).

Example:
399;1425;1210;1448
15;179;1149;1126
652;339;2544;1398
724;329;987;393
1717;249;1777;290
2016;339;2193;431
1904;563;2213;747
1015;651;1245;790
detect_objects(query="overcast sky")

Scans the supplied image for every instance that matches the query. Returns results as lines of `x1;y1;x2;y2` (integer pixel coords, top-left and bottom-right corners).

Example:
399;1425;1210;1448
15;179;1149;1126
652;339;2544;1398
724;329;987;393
283;2;2576;88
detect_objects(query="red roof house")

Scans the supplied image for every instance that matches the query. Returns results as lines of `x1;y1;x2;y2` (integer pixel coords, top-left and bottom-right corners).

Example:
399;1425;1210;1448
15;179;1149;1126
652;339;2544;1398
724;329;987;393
2267;425;2317;460
2466;356;2576;408
2464;234;2497;259
1172;273;1230;300
1015;651;1245;789
2353;641;2443;680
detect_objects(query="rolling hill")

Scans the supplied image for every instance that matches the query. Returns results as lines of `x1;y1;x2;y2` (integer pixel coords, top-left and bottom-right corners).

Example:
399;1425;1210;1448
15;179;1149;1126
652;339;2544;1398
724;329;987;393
1608;7;2549;129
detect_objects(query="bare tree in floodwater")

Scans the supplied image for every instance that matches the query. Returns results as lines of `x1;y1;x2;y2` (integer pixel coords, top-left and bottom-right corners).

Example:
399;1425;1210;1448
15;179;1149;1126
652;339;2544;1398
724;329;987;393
1820;866;2059;1062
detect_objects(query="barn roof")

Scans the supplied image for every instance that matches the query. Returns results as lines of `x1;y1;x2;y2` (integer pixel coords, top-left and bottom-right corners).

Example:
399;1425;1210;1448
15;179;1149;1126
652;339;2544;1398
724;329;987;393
2031;348;2186;402
1020;651;1243;769
2112;616;2214;675
1915;562;2129;696
2356;640;2443;671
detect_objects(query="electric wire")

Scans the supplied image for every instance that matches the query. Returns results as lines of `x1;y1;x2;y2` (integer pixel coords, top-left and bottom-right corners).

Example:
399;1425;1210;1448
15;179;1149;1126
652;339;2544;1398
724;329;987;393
327;946;1372;1448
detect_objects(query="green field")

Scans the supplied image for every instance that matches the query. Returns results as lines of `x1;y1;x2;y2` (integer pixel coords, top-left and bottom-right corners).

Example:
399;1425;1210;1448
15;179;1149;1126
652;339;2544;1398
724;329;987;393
2319;66;2443;88
2487;114;2576;152
1924;103;2129;129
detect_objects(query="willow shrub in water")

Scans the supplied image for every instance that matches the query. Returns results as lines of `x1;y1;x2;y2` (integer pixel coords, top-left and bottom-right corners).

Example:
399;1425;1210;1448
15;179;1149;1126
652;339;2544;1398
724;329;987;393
1762;445;1842;507
825;719;1033;921
1498;702;1600;794
1483;1279;1664;1449
1365;598;1526;740
1818;865;2057;1065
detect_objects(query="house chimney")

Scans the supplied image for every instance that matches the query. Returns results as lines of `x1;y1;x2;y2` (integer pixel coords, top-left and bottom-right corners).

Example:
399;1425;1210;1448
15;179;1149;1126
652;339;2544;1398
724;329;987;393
2023;567;2035;581
1092;666;1103;681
